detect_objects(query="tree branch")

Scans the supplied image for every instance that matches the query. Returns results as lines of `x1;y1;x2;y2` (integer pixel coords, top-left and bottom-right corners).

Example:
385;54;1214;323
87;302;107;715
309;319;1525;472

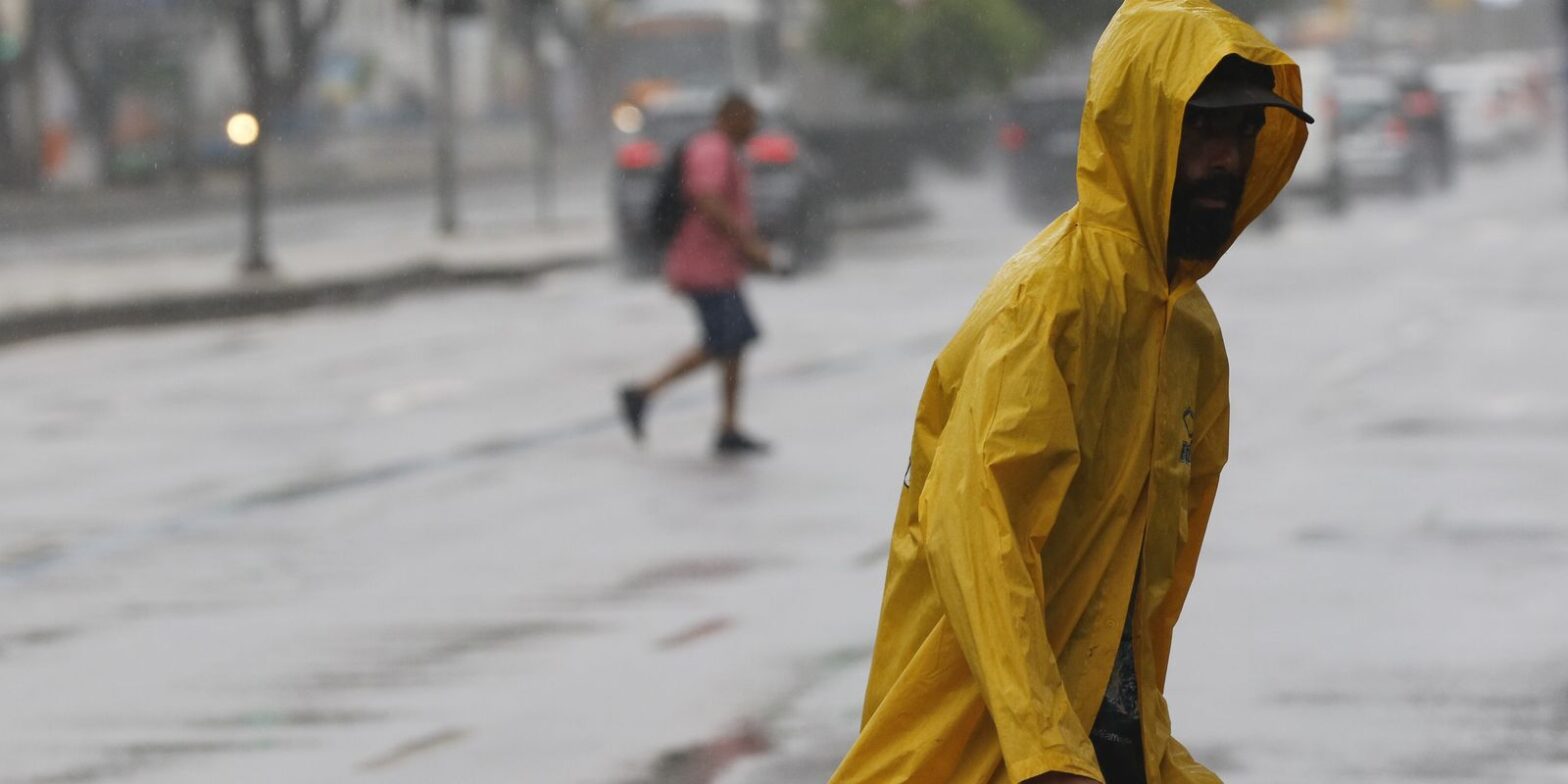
50;0;111;131
274;0;341;109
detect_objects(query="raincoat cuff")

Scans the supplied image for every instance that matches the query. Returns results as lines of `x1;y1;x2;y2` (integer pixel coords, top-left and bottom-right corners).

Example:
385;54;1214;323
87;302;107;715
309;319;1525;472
1007;753;1104;784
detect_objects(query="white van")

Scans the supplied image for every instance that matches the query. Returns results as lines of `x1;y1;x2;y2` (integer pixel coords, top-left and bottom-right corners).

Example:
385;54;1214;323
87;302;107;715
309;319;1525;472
1283;48;1347;213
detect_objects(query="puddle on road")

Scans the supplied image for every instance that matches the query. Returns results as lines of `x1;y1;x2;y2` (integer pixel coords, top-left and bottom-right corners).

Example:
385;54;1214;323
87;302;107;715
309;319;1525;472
358;726;470;771
853;540;889;569
290;619;593;693
1414;520;1566;547
656;617;733;650
613;557;757;596
20;739;283;784
1182;744;1246;777
0;625;77;658
622;723;772;784
1294;524;1353;545
0;539;64;571
191;708;387;730
1295;519;1567;551
1275;678;1568;780
1364;413;1568;439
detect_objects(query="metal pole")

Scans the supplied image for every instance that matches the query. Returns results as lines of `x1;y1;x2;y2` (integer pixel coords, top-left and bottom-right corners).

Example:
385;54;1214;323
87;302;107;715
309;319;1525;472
433;0;459;235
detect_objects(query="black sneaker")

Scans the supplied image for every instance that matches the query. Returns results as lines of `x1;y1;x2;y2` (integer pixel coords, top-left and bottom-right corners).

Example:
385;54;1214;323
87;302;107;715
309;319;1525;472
715;429;769;456
619;386;647;443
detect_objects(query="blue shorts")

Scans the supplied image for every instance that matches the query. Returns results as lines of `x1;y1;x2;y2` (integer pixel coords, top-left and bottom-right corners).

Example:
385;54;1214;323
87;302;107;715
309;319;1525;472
688;289;760;359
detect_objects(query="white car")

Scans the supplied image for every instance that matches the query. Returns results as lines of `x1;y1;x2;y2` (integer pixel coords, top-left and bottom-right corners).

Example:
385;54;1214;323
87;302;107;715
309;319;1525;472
1284;48;1348;212
1431;61;1516;160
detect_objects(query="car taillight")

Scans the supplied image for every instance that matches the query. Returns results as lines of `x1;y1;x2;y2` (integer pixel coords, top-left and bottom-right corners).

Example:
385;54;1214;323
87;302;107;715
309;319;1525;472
747;134;798;165
999;122;1028;152
1386;115;1409;145
616;140;662;170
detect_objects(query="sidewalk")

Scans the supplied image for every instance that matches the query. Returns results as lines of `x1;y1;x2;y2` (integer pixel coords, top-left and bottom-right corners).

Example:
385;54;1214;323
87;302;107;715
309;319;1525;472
0;215;609;348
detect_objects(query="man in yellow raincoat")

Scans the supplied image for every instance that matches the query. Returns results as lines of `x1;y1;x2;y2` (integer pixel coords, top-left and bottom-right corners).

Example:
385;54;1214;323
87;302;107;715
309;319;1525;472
829;2;1313;783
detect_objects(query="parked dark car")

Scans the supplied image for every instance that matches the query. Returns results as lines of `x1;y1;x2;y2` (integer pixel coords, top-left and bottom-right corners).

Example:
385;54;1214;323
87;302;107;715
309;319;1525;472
998;77;1086;214
612;94;834;277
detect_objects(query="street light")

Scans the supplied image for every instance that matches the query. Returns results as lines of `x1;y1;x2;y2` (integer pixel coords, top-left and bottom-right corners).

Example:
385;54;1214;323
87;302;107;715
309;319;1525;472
226;112;260;147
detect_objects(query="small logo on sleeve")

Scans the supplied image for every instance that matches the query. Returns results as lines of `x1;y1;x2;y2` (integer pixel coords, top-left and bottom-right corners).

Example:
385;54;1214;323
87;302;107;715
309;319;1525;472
1180;407;1196;465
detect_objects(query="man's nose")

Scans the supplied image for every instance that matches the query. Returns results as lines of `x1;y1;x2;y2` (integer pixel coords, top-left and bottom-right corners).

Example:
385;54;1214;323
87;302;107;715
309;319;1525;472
1203;137;1242;173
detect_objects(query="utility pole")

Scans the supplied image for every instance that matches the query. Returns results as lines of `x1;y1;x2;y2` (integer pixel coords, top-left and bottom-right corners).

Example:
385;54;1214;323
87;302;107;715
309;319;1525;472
432;0;459;235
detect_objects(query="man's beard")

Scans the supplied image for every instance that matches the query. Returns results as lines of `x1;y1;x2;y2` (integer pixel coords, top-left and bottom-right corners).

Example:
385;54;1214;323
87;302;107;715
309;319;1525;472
1168;173;1245;262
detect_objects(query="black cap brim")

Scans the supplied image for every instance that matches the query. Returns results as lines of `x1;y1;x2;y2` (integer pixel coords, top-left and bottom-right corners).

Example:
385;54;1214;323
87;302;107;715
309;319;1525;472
1189;83;1315;124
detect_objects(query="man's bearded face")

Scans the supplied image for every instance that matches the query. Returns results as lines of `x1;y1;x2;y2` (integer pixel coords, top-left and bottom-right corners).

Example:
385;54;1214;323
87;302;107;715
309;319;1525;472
1168;106;1263;263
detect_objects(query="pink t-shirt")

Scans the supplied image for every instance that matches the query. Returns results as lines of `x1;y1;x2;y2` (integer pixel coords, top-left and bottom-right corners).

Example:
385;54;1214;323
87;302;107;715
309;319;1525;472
664;130;753;293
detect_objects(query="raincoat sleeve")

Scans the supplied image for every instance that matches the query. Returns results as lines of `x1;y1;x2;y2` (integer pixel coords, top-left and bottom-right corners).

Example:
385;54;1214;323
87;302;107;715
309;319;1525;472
1154;362;1229;784
918;294;1102;784
1153;364;1229;689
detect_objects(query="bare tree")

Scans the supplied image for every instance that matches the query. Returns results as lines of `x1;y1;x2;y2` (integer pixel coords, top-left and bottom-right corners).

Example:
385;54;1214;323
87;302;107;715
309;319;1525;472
46;0;121;185
216;0;342;277
40;0;211;189
501;0;561;225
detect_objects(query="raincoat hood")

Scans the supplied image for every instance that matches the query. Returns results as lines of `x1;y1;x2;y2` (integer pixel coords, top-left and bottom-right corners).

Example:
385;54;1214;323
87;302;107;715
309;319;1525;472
1077;0;1308;282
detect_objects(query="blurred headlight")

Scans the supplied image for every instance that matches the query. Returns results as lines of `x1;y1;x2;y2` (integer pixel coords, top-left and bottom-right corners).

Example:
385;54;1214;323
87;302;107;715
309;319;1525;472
612;104;645;135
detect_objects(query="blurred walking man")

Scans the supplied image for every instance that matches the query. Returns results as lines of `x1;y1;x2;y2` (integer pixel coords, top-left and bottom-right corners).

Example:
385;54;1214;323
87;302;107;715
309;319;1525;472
619;93;773;456
830;3;1312;783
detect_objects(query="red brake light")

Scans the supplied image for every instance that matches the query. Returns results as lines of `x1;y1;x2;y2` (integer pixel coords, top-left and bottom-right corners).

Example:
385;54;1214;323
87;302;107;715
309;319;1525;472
999;122;1028;152
747;134;798;165
617;140;662;170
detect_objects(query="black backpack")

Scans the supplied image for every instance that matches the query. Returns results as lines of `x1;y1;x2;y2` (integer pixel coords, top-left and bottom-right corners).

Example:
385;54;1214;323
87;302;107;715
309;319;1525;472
648;139;690;250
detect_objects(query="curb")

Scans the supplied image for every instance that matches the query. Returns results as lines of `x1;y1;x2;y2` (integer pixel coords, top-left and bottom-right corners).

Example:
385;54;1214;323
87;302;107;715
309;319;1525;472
0;253;600;349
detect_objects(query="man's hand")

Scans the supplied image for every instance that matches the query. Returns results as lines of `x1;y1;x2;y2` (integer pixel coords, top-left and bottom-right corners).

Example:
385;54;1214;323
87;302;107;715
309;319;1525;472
1023;774;1100;784
743;238;773;273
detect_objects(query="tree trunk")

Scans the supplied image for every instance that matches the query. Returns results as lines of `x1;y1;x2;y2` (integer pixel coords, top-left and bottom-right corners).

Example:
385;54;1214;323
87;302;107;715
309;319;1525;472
18;42;44;189
90;99;115;186
433;3;459;235
238;0;273;277
0;3;46;189
520;0;555;226
51;2;119;188
173;65;200;190
0;67;19;186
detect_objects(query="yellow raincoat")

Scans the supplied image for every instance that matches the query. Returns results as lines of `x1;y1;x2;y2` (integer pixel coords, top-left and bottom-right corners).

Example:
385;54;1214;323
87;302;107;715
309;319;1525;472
829;2;1308;783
